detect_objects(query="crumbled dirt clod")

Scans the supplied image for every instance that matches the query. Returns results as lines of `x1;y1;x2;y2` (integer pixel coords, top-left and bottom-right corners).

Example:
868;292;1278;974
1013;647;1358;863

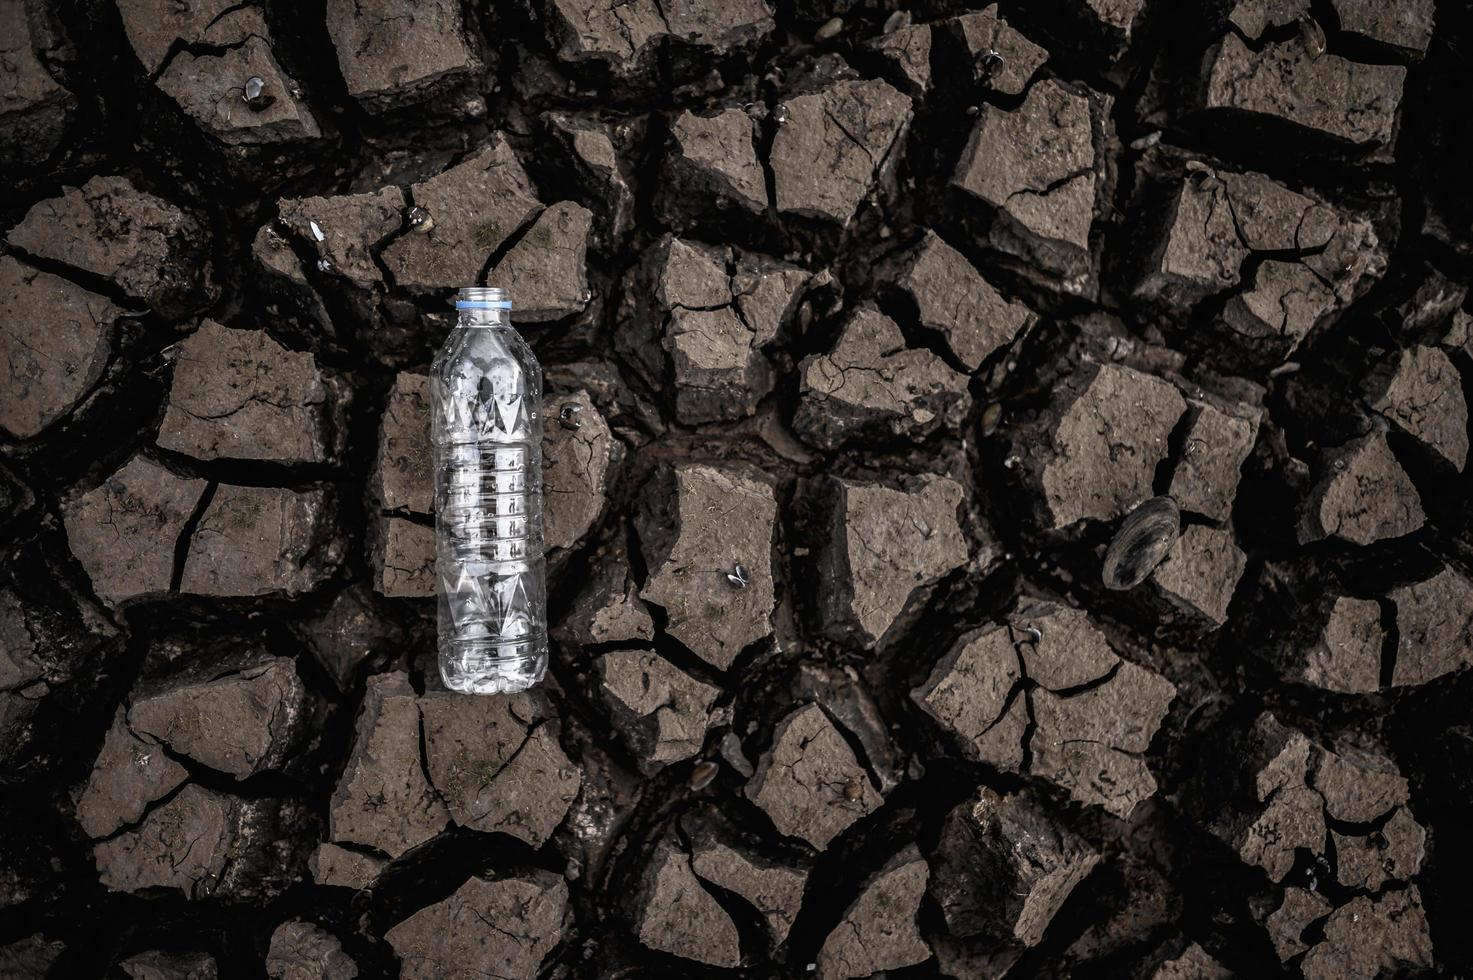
419;690;580;844
1299;432;1424;545
1294;596;1384;693
912;623;1026;770
668;108;768;213
277;187;406;288
156;36;320;145
1388;564;1473;686
1333;805;1425;890
1312;745;1409;823
636;463;777;670
0;256;119;439
114;0;263;74
795;304;971;449
1368;345;1468;470
385;872;567;980
1333;0;1436;56
180;485;339;597
951;5;1049;96
325;0;479;111
1168;401;1260;520
745;703;882;849
1266;886;1333;961
814;474;969;645
553;552;653;646
867;23;932;94
308;843;385;890
266;920;358;980
548;0;773;75
63;456;207;606
597;650;719;772
1300;887;1433;979
94;783;234;895
488;201;593;323
543;388;616;551
7;175;217;317
158;320;347;464
690;839;807;946
75;707;188;839
373;516;434;598
329;672;448;859
0;3;75;167
1152;943;1231;979
816;845;931;979
375;373;432;515
635;842;741;967
1151;525;1247;626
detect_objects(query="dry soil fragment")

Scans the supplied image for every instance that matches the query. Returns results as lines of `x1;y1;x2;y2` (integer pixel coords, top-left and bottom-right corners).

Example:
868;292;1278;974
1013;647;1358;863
373;517;434;598
1296;596;1384;694
1152;944;1231;979
795;305;971;449
1300;887;1433;979
158;320;347;464
1332;0;1435;57
75;707;188;839
814;474;969;645
930;787;1099;947
636;843;741;967
1312;745;1408;823
1333;806;1425;890
637;463;776;670
309;843;385;890
1013;602;1120;690
1369;345;1468;470
669;108;768;213
1169;401;1260;520
7;175;217;317
115;0;262;72
277;187;406;287
157;35;320;145
867;23;932;94
1031;363;1186;528
488;201;593;323
94;784;233;895
1388;565;1473;686
329;672;448;858
1300;432;1424;545
951;5;1049;96
548;0;773;74
1266;886;1332;961
181;485;337;598
1211;714;1323;880
690;840;807;946
419;690;580;845
553;554;654;646
0;256;119;439
746;703;883;849
376;373;432;515
1151;525;1247;626
817;846;930;979
119;950;219;980
954;79;1103;281
771;78;912;226
0;3;75;167
382;136;541;289
912;624;1026;771
1228;0;1310;39
127;658;307;779
325;0;478;110
544;388;616;551
385;872;567;980
597;650;719;772
267;921;358;980
1203;34;1406;148
892;231;1035;371
63;456;206;606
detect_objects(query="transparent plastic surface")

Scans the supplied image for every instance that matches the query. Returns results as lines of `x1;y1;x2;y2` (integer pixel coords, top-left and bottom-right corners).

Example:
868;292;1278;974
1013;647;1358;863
431;288;548;694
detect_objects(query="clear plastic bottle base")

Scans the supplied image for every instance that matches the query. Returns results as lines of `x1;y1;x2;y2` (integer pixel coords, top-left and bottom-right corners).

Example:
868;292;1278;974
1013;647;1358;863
438;640;548;695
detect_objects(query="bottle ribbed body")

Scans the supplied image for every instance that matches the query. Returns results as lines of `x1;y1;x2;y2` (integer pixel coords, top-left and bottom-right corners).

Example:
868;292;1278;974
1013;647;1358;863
431;289;547;694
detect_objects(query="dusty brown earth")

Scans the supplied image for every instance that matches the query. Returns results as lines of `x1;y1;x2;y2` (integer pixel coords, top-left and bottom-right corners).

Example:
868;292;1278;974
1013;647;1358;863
3;0;1473;977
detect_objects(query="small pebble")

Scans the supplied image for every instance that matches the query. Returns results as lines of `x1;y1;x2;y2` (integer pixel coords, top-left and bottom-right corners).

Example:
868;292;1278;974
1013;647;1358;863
1130;131;1162;150
1298;15;1327;59
689;760;719;791
981;402;1003;435
815;16;843;41
883;10;911;34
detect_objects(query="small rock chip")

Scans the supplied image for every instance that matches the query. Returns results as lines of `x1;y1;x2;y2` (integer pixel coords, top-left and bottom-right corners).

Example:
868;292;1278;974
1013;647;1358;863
597;650;720;772
636;843;741;967
158;320;347;464
382;136;541;289
954;79;1104;279
951;5;1049;95
373;517;434;598
156;35;320;144
771;78;912;226
794;305;971;449
63;456;207;606
814;474;970;645
1333;806;1425;890
1369;345;1468;470
1300;887;1433;979
867;23;932;94
329;672;449;858
1389;564;1473;687
930;787;1099;947
690;839;807;946
7;175;217;317
277;187;406;287
375;373;432;515
912;623;1026;771
1266;886;1332;960
308;842;386;890
488;201;593;322
180;485;338;597
668;108;768;213
94;784;233;895
325;0;478;110
266;921;358;980
75;707;189;839
126;658;308;779
1169;401;1261;520
816;846;931;979
893;231;1035;371
1203;34;1406;148
747;703;882;849
1332;0;1435;57
1298;596;1384;694
544;389;616;551
1152;525;1248;627
553;553;654;646
0;256;119;439
419;690;580;845
0;3;75;168
385;872;568;980
637;464;777;670
1299;432;1424;545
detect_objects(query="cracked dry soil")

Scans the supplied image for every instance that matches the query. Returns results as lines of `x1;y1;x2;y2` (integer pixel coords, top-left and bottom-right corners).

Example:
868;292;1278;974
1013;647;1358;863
3;0;1473;977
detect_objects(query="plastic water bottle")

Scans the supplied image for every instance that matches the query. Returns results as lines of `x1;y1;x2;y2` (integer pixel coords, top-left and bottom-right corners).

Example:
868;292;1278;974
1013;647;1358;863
431;286;547;694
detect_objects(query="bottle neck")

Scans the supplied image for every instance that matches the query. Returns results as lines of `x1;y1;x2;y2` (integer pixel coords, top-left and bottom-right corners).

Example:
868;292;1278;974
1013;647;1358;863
458;307;511;328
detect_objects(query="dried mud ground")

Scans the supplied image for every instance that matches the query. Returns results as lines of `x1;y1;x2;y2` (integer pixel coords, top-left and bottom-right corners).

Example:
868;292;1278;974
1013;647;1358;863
3;0;1473;977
